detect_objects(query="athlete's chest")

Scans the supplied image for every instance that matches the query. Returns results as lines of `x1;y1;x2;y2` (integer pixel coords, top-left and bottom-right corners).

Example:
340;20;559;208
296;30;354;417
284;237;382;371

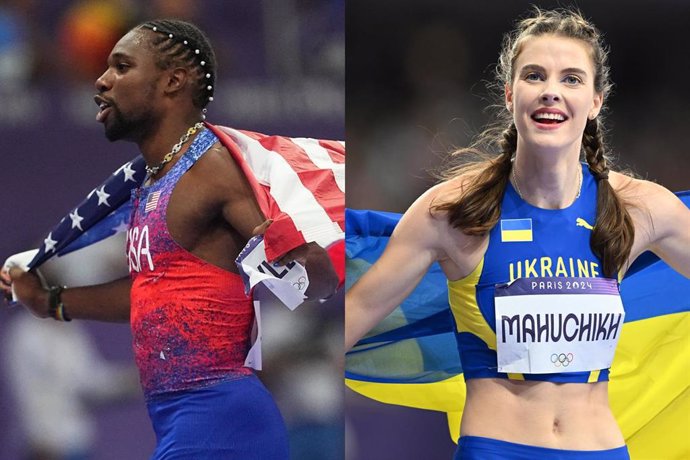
491;215;597;276
164;170;224;249
141;174;223;236
482;183;600;284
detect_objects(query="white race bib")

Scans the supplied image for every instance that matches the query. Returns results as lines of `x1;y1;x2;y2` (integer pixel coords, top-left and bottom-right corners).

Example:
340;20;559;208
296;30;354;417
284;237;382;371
495;277;624;374
235;235;310;370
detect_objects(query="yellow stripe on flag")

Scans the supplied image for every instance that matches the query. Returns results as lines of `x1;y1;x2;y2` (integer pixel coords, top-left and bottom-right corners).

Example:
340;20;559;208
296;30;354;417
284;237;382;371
345;375;466;413
501;229;532;242
347;311;690;456
610;312;690;459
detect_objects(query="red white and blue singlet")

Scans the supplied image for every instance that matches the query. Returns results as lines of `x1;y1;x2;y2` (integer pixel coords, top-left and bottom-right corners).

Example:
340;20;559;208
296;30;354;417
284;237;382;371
126;128;289;459
127;128;254;399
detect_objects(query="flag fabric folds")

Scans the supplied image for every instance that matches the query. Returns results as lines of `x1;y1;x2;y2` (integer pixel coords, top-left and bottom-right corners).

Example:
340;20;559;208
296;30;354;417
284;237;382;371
16;122;345;290
345;192;690;460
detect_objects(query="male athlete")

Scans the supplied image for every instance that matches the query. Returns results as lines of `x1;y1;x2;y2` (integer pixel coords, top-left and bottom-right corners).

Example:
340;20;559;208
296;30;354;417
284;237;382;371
2;19;342;459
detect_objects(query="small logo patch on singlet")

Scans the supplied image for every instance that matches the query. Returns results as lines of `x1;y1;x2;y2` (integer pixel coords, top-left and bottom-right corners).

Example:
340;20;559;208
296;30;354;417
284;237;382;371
145;191;162;213
501;218;533;242
575;217;594;230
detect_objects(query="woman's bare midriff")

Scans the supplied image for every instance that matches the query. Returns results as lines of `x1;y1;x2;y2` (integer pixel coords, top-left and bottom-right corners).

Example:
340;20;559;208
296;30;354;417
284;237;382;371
461;378;625;449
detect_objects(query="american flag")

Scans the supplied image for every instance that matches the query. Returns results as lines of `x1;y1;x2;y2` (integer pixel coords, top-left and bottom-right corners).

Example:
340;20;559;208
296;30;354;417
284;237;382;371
27;158;146;270
25;123;345;286
145;191;162;213
209;124;344;265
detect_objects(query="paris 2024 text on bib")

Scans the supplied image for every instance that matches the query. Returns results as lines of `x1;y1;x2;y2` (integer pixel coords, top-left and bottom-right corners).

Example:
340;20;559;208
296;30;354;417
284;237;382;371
495;277;624;374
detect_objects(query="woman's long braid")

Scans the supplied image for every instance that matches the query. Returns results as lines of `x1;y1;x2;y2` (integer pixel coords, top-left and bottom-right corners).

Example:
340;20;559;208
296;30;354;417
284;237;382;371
583;118;609;181
583;117;634;277
442;124;516;235
499;123;518;159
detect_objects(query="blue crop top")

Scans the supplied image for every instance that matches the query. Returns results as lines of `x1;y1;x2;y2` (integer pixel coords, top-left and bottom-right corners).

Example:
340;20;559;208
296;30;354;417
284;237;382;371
448;164;613;383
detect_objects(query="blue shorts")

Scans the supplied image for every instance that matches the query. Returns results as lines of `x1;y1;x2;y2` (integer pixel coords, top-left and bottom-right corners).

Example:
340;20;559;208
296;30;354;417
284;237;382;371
147;374;289;459
455;436;630;460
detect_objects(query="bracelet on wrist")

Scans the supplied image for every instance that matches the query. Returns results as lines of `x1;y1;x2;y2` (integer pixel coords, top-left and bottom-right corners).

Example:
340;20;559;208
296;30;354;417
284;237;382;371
48;286;71;322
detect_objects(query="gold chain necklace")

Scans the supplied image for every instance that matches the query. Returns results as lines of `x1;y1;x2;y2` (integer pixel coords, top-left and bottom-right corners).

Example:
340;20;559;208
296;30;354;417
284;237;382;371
145;122;204;177
512;161;582;202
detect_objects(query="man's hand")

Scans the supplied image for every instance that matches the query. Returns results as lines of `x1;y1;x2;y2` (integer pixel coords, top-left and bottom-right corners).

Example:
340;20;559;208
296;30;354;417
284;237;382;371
279;242;339;300
1;268;50;317
250;217;339;300
0;269;12;303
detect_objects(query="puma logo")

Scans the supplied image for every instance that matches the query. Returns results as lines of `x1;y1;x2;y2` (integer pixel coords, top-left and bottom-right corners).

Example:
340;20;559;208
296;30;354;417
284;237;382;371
576;218;594;230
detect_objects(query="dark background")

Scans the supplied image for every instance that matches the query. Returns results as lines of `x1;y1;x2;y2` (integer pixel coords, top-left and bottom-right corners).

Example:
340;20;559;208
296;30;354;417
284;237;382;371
345;1;690;459
0;1;343;459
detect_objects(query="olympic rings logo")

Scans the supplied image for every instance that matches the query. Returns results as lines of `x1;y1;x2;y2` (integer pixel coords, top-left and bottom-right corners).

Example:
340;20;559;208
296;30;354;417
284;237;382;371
550;353;574;367
292;276;307;291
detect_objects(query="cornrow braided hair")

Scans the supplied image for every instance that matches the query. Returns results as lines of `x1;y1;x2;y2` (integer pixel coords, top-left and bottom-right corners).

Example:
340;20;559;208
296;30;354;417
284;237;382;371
432;7;635;277
138;19;217;110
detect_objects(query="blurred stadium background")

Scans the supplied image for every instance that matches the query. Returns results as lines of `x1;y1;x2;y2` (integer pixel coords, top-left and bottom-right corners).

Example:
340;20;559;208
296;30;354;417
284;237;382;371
0;0;343;459
346;0;690;459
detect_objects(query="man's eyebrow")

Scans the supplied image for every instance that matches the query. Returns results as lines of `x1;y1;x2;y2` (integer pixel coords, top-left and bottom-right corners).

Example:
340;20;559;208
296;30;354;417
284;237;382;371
110;52;134;61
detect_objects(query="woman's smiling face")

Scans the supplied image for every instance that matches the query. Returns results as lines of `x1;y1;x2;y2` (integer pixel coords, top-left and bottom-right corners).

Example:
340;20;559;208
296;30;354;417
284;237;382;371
506;34;603;153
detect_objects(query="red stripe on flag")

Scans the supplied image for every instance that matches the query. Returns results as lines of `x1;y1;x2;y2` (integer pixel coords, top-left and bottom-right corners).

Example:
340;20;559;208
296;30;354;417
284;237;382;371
204;123;344;258
261;199;308;261
318;140;345;163
252;134;344;230
256;135;320;172
327;240;345;287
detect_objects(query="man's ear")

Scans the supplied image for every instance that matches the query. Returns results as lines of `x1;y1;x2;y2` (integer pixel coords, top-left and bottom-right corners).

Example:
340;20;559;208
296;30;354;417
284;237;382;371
163;67;189;96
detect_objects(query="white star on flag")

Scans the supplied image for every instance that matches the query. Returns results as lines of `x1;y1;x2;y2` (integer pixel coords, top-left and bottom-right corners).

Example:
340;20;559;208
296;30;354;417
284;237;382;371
122;163;137;182
112;220;130;233
69;209;84;230
113;162;137;182
44;233;57;253
26;156;146;271
95;186;111;207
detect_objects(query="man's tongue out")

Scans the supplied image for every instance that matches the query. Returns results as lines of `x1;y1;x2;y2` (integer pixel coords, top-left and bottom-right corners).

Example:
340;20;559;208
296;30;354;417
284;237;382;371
97;104;112;123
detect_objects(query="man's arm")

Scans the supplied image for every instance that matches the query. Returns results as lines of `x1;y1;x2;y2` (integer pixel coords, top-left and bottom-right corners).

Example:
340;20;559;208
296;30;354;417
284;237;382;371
197;145;340;301
2;268;131;322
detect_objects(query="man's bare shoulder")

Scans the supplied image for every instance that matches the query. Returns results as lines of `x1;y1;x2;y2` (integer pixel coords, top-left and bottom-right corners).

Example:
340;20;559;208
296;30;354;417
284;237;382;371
188;142;240;177
183;142;253;199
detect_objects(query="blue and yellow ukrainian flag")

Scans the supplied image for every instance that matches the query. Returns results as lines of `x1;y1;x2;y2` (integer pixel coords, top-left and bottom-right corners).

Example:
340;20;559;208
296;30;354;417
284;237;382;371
345;192;690;460
500;218;533;242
